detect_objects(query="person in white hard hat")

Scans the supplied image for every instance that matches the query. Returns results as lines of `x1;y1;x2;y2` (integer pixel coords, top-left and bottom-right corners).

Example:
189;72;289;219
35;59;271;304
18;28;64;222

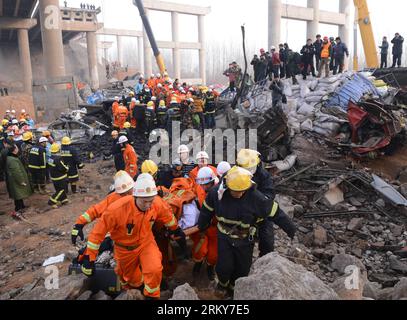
118;135;138;178
80;174;184;300
175;144;195;177
188;151;217;182
71;170;135;245
190;166;219;280
216;161;231;178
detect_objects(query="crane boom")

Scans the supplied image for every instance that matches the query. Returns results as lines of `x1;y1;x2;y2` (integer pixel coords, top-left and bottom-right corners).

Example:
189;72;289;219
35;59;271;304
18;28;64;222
133;0;166;74
353;0;379;69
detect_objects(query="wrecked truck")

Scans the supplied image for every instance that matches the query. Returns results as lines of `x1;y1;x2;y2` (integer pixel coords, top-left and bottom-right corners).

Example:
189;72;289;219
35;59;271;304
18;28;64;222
36;110;109;145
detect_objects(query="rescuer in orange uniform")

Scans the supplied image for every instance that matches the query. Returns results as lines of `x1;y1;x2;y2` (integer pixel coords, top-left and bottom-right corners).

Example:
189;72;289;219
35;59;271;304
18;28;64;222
118;136;138;179
117;103;129;130
188;151;217;183
129;98;137;129
81;174;185;299
190;167;219;281
71;171;135;245
112;96;120;129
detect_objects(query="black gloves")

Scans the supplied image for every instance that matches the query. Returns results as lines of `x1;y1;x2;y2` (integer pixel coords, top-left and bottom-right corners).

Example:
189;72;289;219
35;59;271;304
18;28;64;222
81;255;95;277
71;224;84;245
98;236;114;254
169;227;186;239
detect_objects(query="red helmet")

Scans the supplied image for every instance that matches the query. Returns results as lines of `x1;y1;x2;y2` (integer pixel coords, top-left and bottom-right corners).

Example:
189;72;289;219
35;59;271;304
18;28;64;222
323;36;329;41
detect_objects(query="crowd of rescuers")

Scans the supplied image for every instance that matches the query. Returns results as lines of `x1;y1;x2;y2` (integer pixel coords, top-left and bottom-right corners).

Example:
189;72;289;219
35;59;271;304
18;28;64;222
1;109;85;216
109;73;219;145
71;144;297;300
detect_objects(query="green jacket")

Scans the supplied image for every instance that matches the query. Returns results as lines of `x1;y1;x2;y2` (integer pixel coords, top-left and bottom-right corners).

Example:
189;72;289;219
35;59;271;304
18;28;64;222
6;154;33;200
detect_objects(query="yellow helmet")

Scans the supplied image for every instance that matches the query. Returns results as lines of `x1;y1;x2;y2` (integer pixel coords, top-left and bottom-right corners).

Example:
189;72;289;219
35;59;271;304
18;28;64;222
141;160;158;176
42;130;51;137
236;149;261;169
50;143;61;153
61;136;71;145
0;126;3;132
159;100;166;107
129;91;135;97
123;122;131;129
147;101;154;108
225;166;253;192
2;119;9;126
22;131;33;142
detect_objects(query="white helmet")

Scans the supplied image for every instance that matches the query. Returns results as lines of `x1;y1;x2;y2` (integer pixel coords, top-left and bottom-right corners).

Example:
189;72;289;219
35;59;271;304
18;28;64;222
21;109;26;113
114;171;134;194
6;110;10;113
139;74;144;79
196;151;209;161
114;96;120;101
196;167;216;185
217;161;231;177
133;176;158;197
11;110;16;114
270;46;276;51
156;73;161;78
178;144;189;154
145;88;150;92
151;96;157;101
151;74;155;78
188;98;194;103
11;119;18;124
137;173;155;182
189;87;194;92
39;137;48;143
169;85;173;89
131;98;137;103
157;83;163;88
136;100;141;104
117;136;128;144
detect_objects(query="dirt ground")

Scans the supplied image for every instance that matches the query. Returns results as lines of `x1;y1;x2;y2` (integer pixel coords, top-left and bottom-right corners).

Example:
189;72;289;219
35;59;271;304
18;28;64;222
0;147;406;299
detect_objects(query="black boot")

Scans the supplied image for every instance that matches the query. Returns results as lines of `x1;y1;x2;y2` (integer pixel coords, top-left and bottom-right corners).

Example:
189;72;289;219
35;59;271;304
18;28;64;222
71;184;77;194
207;264;215;281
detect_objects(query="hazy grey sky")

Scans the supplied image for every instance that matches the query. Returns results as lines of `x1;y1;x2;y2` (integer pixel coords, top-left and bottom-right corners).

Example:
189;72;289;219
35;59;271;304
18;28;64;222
63;0;406;48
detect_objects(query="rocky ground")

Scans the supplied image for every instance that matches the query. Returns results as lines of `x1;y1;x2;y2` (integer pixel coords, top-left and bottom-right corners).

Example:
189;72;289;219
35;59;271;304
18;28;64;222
0;147;406;300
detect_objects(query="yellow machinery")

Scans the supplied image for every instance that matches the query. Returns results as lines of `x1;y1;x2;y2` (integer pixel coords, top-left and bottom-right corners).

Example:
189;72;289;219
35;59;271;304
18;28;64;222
353;0;379;70
133;0;167;74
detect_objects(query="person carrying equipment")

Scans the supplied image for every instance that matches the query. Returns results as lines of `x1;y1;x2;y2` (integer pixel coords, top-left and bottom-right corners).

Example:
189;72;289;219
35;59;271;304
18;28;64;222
71;171;134;245
80;175;184;299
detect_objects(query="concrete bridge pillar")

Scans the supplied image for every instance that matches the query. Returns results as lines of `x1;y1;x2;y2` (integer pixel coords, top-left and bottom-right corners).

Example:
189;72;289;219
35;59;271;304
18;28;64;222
268;0;282;49
17;29;33;94
86;31;100;90
307;0;320;40
39;0;66;79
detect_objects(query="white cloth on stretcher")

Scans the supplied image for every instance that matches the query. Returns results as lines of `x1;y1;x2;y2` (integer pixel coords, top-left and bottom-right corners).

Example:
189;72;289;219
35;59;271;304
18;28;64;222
178;201;200;230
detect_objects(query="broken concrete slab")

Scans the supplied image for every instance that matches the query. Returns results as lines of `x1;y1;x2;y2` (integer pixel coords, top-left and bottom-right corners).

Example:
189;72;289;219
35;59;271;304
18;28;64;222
115;289;145;300
169;283;199;300
392;278;407;300
234;253;339;300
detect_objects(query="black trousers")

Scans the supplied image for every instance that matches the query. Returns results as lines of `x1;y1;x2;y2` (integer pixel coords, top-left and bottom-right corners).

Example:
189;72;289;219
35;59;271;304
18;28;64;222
381;54;388;68
30;168;46;187
14;199;25;212
216;233;254;290
258;218;275;257
49;179;68;205
333;56;345;75
302;61;316;78
315;55;321;71
392;53;402;67
229;81;236;92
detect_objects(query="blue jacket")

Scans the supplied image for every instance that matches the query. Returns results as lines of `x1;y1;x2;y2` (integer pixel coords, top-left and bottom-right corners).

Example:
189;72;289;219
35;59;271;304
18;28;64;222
333;42;349;58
